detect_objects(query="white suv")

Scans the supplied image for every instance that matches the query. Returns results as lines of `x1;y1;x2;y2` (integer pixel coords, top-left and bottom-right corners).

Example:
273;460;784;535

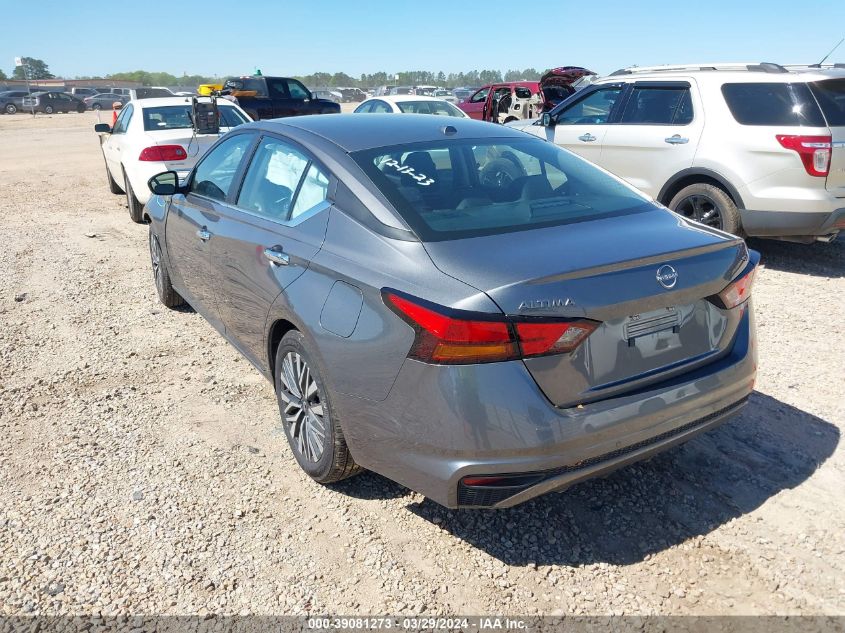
510;62;845;243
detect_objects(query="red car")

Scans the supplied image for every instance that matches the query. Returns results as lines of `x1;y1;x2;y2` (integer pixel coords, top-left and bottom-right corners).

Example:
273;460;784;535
457;67;595;123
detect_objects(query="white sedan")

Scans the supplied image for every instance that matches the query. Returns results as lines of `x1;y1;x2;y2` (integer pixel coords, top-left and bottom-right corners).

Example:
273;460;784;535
353;95;468;117
96;96;252;222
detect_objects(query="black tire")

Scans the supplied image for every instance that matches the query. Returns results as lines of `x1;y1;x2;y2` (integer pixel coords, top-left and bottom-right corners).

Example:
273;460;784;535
92;103;102;111
274;330;361;484
668;182;742;235
77;105;85;113
104;156;123;194
123;169;145;223
148;229;184;308
44;105;54;114
4;103;16;115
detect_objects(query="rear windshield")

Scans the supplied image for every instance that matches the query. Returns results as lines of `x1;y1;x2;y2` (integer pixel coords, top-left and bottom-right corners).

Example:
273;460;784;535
395;100;465;117
809;79;845;127
142;104;250;131
721;83;825;126
351;137;652;241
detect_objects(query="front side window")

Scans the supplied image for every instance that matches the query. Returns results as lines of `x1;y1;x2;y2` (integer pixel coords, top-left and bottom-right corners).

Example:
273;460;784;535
237;138;310;221
189;134;254;201
620;86;693;125
721;83;825;126
112;103;133;134
352;137;650;241
354;101;373;113
470;87;490;103
556;86;623;125
287;80;310;100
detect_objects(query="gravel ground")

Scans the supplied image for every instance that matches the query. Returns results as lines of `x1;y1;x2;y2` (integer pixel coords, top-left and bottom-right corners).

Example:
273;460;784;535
0;111;843;617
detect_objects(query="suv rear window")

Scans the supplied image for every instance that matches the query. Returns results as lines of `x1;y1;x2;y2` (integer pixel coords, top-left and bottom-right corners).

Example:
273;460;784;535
809;79;845;127
351;137;652;241
721;83;825;126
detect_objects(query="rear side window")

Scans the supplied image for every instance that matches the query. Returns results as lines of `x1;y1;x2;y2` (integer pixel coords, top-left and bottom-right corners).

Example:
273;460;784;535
721;83;825;126
620;86;693;125
237;138;311;221
809;79;845;126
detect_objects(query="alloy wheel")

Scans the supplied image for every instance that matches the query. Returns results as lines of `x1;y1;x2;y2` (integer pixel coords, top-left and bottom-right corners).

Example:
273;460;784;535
675;194;724;229
149;232;164;297
278;351;326;463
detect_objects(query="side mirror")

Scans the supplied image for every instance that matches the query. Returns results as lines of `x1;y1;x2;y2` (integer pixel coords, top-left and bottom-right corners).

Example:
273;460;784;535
148;171;181;196
542;112;555;127
94;123;111;134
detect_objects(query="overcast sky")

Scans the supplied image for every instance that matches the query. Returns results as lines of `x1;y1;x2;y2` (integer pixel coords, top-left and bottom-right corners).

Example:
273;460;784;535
3;0;845;78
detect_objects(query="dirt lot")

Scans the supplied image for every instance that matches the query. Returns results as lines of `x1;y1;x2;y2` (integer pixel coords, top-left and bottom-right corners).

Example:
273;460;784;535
0;110;843;617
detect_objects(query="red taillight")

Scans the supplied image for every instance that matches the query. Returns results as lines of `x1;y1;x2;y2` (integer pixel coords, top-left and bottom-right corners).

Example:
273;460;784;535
384;291;598;365
718;266;757;310
138;145;188;162
776;135;831;177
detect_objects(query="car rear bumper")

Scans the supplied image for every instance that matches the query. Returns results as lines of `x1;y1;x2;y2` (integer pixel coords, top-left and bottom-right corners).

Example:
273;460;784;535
741;207;845;242
335;305;756;508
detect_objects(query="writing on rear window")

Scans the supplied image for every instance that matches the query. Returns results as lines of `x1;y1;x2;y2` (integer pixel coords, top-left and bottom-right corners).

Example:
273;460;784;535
382;158;435;186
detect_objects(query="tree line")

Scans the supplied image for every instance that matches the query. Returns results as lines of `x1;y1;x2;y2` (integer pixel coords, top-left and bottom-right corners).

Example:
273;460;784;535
2;58;545;89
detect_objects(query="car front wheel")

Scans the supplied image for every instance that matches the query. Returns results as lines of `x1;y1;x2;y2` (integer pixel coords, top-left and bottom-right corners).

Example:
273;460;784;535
44;105;54;114
668;183;742;235
4;103;16;114
274;330;361;484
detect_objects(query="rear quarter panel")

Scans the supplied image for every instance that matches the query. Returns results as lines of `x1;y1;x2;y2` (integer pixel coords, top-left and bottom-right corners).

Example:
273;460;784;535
264;208;499;402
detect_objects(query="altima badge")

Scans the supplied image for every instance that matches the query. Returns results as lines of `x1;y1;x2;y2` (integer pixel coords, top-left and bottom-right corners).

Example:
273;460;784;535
656;265;678;289
518;298;575;311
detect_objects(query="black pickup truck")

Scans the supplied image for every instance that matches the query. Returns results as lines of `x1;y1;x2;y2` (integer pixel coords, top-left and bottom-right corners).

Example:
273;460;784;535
223;76;340;120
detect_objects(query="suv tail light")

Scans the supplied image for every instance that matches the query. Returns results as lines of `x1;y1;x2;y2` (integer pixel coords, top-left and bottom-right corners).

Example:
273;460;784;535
383;291;598;364
776;135;831;177
138;145;188;162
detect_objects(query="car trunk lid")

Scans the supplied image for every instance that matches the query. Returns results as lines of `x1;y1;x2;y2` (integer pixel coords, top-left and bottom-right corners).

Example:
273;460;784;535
423;209;748;406
142;130;227;173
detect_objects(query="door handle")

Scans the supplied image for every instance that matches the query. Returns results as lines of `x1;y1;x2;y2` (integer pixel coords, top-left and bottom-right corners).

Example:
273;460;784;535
264;246;290;266
665;134;689;145
578;133;597;142
196;228;211;241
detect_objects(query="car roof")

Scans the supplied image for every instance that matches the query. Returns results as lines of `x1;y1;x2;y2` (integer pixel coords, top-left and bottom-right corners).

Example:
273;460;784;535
244;113;528;152
598;63;845;84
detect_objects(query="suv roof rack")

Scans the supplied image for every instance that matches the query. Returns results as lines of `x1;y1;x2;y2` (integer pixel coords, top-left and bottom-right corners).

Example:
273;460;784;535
609;62;790;76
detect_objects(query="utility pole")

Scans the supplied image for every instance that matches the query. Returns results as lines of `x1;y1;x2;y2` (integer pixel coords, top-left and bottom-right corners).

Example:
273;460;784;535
15;57;35;116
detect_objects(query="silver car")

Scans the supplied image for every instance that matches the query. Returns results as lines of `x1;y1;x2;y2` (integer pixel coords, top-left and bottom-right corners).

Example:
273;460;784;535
145;114;758;509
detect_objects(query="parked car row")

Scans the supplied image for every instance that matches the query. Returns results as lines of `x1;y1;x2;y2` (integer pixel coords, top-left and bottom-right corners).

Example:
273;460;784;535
86;61;843;510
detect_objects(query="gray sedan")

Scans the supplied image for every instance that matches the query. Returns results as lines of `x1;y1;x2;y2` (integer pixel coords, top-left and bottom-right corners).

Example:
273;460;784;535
144;114;758;509
83;93;129;111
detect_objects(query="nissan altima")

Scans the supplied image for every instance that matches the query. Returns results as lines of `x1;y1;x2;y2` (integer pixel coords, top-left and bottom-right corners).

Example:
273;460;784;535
144;114;758;509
